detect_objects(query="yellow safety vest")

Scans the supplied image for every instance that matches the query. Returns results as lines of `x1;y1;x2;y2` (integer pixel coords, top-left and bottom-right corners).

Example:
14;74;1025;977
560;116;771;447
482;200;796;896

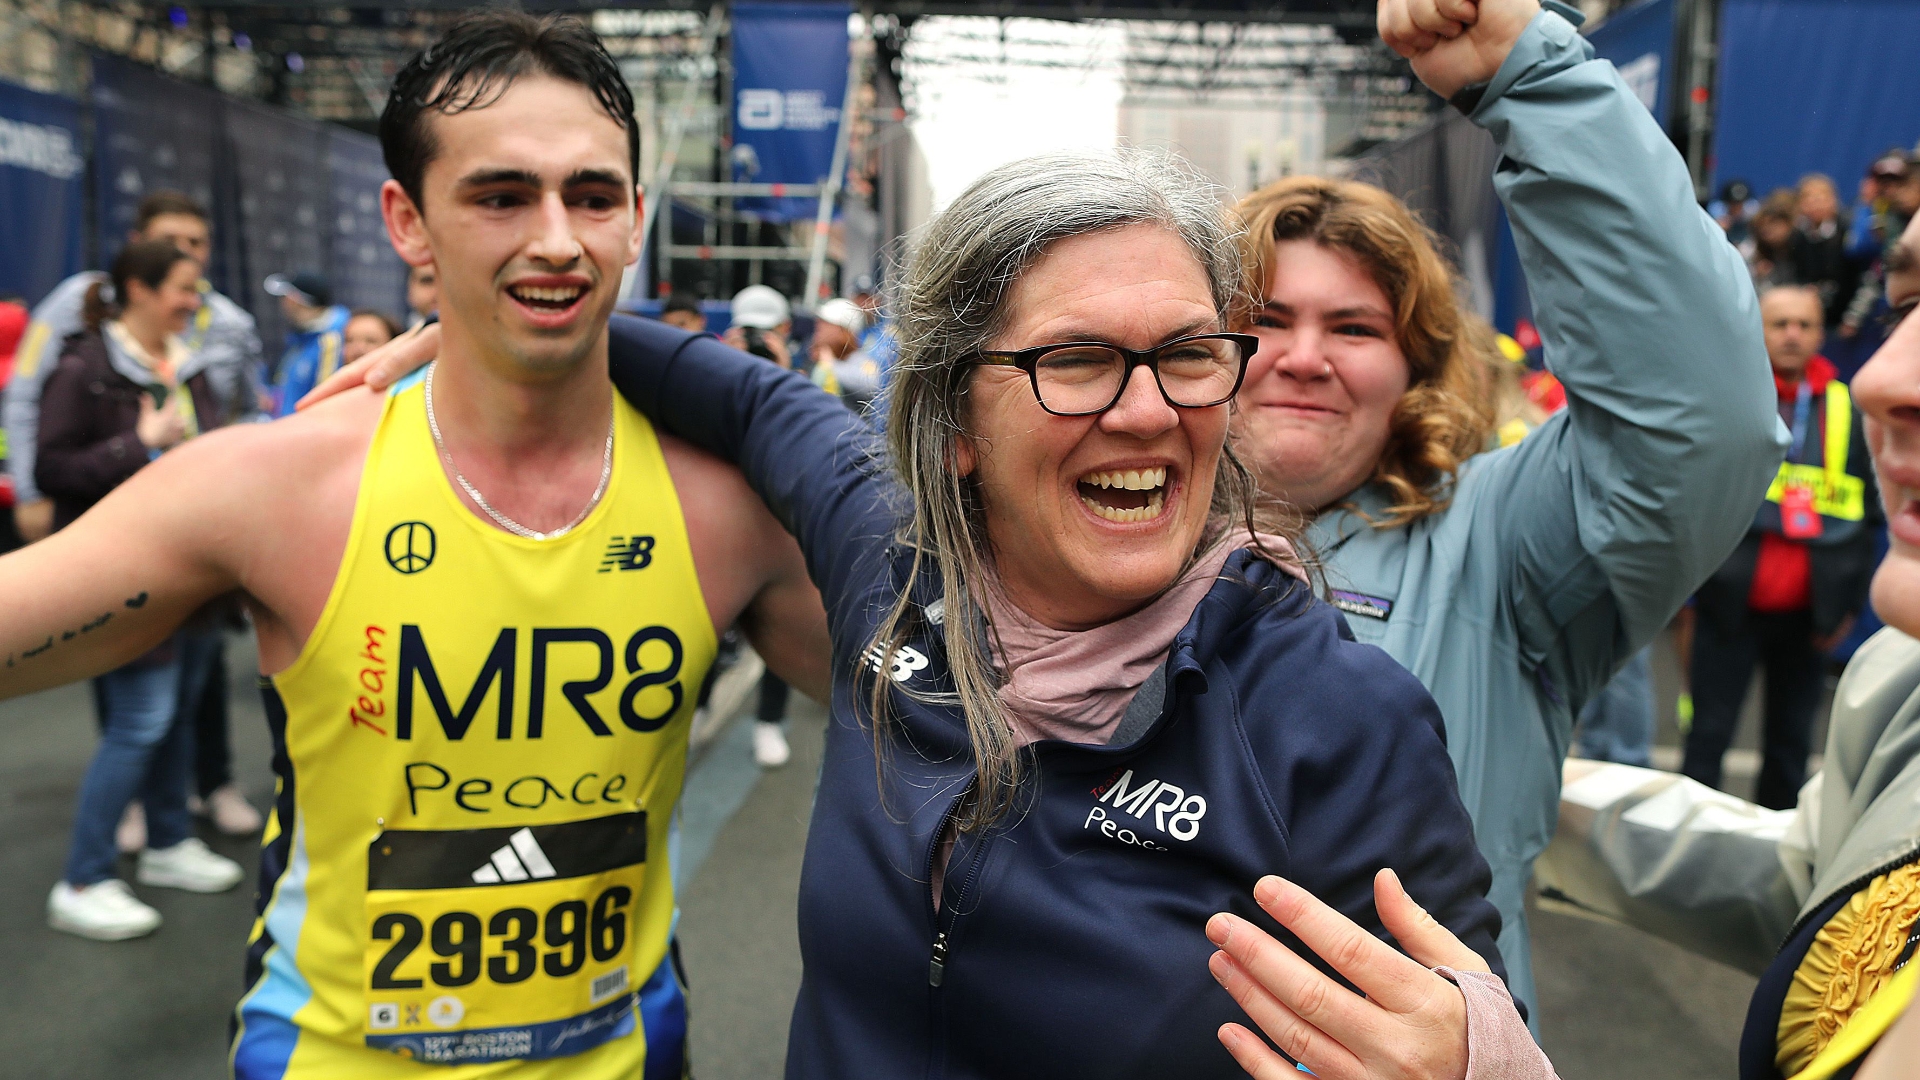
1763;382;1866;523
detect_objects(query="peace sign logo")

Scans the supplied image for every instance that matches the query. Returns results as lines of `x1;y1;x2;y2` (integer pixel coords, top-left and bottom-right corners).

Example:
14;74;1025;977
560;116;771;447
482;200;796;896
385;522;437;574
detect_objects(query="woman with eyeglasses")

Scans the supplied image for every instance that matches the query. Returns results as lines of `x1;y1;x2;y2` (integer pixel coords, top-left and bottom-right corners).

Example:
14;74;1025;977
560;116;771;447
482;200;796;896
600;151;1515;1076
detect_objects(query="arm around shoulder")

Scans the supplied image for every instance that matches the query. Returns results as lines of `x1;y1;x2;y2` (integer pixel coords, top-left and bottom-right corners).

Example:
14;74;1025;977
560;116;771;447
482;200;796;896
609;315;904;622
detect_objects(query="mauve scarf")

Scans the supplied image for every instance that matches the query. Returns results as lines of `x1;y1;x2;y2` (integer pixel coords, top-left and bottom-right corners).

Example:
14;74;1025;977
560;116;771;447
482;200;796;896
983;529;1301;747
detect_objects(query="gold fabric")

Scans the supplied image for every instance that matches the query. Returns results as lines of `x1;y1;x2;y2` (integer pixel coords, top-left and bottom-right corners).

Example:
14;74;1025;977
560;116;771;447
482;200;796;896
1777;862;1920;1076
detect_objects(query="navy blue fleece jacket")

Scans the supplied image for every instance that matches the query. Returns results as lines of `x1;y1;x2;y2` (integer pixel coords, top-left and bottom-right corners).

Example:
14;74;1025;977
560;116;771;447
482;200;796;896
607;315;1505;1079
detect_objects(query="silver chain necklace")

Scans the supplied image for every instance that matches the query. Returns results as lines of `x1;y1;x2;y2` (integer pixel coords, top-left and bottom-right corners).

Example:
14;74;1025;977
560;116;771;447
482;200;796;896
424;362;613;541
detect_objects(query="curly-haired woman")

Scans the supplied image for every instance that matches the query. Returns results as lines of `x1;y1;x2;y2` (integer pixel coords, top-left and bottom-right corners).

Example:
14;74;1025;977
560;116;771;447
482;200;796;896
1224;0;1786;1013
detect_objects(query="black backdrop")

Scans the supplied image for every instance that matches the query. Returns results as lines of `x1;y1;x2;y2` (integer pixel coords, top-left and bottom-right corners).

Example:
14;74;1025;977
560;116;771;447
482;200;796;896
89;55;407;346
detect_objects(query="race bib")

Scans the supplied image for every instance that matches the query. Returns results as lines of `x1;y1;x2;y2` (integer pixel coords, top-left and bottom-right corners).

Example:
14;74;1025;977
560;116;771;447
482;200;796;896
362;814;647;1065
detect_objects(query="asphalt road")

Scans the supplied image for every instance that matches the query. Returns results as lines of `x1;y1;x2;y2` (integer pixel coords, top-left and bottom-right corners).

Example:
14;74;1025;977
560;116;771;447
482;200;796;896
0;631;1765;1079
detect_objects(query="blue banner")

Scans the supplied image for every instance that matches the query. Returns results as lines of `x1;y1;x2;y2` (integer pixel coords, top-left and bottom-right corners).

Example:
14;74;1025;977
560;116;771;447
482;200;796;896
0;79;83;305
1715;0;1920;197
1584;0;1677;131
730;1;851;222
91;55;227;290
223;97;331;350
328;128;408;321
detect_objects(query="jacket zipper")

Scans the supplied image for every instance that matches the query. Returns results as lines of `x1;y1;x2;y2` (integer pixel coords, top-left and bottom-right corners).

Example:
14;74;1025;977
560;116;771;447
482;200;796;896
929;930;950;987
926;785;990;988
1779;843;1920;949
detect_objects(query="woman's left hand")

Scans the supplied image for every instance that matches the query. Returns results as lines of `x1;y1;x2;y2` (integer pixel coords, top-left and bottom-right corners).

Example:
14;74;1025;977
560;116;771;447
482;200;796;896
1206;868;1489;1080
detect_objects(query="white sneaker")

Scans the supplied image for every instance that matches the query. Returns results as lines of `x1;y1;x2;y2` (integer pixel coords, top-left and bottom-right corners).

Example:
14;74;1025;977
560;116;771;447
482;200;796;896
753;721;791;768
116;801;146;854
48;879;161;941
205;784;263;835
137;837;244;893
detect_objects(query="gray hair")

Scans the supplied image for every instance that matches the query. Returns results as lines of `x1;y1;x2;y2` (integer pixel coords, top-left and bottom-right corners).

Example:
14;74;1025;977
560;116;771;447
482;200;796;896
865;147;1273;831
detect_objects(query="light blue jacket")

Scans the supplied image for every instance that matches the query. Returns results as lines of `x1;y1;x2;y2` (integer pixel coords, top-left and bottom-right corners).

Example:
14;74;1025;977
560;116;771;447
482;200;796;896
1304;10;1786;1015
268;304;349;418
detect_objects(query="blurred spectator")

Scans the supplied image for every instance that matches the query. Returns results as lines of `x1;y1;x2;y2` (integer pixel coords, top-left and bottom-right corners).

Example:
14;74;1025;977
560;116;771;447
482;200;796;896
5;191;263;545
1483;330;1549;448
1711;178;1759;247
37;240;245;940
720;281;803;769
263;271;349;418
658;291;707;333
1743;190;1802;287
405;262;438;327
1683;285;1879;808
1841;152;1918;341
0;297;26;553
342;310;401;366
811;298;883;413
1791;173;1858;328
723;284;794;369
849;273;898;372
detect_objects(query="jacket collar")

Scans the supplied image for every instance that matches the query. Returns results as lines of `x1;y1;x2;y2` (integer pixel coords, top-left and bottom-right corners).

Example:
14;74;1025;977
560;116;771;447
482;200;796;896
1166;549;1307;694
99;323;171;389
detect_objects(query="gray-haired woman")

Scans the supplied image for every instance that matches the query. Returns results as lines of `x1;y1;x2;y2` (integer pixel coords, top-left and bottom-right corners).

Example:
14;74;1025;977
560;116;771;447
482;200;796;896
331;150;1522;1076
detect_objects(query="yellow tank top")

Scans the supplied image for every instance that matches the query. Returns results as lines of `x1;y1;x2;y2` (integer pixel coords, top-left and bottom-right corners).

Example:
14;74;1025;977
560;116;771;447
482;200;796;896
231;369;716;1080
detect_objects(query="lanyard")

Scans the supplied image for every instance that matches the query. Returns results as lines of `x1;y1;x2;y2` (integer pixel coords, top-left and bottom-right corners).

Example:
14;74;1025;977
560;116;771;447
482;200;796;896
1788;378;1814;463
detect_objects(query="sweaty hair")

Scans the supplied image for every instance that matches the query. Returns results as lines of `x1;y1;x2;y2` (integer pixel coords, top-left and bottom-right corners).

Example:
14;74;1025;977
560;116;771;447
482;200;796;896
1234;176;1495;527
380;11;639;214
135;190;207;231
84;239;198;332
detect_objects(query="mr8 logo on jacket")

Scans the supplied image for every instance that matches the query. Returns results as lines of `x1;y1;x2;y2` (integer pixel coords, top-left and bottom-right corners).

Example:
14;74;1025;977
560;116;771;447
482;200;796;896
1086;769;1208;849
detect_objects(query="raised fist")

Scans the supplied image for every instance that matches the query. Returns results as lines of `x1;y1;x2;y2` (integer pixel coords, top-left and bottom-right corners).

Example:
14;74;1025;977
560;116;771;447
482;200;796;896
1378;0;1543;102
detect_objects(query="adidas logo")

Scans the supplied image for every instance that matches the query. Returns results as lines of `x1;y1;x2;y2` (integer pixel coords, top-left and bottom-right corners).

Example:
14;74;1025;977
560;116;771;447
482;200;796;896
471;827;558;884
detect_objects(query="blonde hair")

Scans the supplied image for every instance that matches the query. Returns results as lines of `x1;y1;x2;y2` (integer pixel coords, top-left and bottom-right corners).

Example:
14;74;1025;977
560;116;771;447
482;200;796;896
1234;176;1496;527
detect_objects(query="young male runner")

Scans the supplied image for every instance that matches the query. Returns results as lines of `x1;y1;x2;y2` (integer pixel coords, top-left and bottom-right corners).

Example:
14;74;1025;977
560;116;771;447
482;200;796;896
0;13;826;1079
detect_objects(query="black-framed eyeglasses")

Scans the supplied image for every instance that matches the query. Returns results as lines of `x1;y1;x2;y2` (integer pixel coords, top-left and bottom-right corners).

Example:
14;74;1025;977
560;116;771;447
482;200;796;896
975;333;1256;417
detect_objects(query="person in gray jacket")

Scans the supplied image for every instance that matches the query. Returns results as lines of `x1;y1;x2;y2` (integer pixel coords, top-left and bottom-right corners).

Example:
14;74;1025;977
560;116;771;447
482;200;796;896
1228;0;1784;1016
4;191;264;545
1537;211;1920;1080
2;190;266;844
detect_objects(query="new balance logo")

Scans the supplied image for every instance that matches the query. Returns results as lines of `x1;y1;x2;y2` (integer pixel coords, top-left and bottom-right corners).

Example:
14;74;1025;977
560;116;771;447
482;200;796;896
862;642;930;683
471;827;558;884
599;535;656;573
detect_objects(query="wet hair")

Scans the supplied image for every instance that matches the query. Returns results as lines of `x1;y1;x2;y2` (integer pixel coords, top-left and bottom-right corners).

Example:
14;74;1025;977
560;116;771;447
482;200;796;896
380;11;639;214
83;239;198;332
348;309;403;341
872;147;1285;831
1234;176;1496;528
135;190;207;231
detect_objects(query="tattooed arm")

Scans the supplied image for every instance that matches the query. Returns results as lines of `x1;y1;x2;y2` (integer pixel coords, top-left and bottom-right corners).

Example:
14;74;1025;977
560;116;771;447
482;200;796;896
0;467;237;697
0;386;378;699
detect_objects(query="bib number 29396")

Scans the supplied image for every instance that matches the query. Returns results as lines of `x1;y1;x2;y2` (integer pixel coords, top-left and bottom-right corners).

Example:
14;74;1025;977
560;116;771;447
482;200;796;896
361;813;649;1065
